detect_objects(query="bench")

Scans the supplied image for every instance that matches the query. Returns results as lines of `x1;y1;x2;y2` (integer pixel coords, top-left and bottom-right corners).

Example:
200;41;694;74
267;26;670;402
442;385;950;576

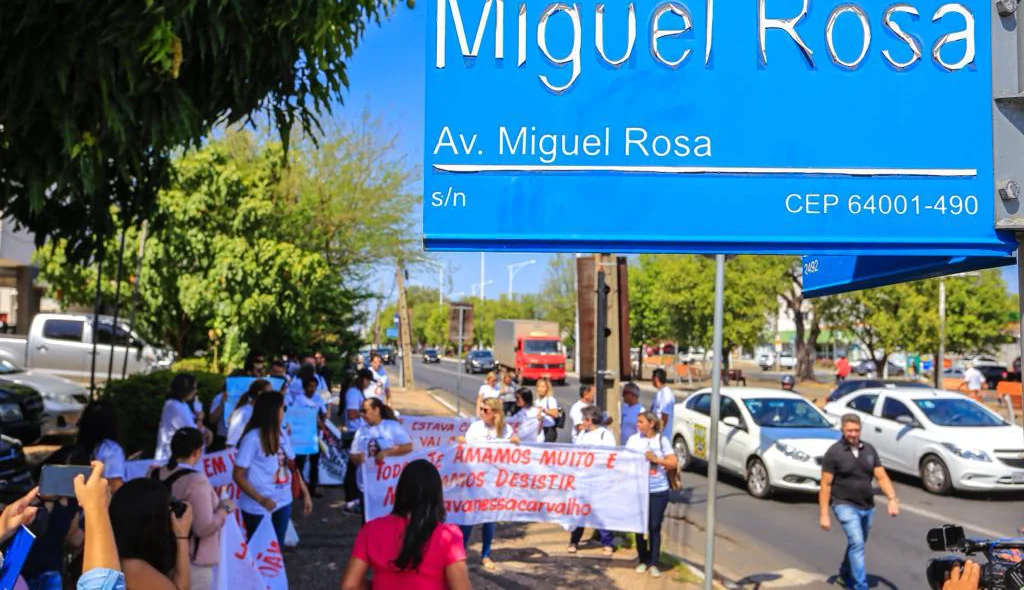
722;368;747;386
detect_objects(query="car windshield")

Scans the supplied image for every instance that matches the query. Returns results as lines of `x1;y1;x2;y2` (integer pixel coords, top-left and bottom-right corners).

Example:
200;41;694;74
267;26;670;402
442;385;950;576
524;340;559;354
743;398;832;428
0;360;23;375
914;398;1007;427
425;349;437;354
472;351;493;359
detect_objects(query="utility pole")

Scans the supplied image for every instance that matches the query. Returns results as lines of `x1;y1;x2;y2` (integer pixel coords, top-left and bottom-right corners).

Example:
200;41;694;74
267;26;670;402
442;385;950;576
506;260;536;297
396;265;415;390
936;277;946;388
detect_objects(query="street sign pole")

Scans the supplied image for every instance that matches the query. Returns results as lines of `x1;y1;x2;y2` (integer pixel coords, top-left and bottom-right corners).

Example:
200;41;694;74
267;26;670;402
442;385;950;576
596;264;608;410
704;254;726;590
937;278;946;388
456;306;464;401
1018;234;1024;436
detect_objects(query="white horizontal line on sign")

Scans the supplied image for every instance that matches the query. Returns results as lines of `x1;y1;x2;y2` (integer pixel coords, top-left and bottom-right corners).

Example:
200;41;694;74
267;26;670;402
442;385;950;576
433;164;977;177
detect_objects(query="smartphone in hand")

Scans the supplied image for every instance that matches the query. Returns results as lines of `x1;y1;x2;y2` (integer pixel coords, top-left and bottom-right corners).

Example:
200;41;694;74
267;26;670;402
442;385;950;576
39;465;94;498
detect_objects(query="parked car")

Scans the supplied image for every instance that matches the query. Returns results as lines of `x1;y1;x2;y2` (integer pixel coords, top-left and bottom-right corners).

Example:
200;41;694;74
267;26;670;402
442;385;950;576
672;387;840;499
854;359;905;377
0;435;34;504
422;349;441;363
824;387;1024;494
0;313;161;383
463;350;496;374
0;381;45;445
963;356;1002;368
827;379;933;403
975;365;1009;390
0;359;88;437
759;352;795;371
375;346;396;365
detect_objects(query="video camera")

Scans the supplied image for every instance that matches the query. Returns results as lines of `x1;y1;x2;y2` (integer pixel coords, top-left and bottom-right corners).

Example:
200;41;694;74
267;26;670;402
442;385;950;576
926;525;1024;590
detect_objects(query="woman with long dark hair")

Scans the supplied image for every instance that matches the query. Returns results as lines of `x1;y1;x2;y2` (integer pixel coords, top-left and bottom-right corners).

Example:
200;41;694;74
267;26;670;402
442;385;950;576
232;391;312;546
150;428;232;590
226;378;271;448
110;478;193;590
155;374;199;461
341;459;470;589
77;400;126;493
626;410;678;579
509;388;543;442
348;398;414;519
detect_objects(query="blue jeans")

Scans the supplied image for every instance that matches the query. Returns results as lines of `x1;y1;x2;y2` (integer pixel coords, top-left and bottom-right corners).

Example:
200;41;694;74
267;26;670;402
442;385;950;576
243;503;293;548
570;527;614;547
833;504;875;590
637;491;670;567
460;523;497;559
27;572;62;590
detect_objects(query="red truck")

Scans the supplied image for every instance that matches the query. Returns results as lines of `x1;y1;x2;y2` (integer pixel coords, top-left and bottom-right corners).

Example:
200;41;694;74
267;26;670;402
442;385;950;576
493;319;567;384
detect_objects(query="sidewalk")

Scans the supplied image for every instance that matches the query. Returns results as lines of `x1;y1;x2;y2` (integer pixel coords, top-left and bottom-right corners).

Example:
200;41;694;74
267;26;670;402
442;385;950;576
286;385;706;589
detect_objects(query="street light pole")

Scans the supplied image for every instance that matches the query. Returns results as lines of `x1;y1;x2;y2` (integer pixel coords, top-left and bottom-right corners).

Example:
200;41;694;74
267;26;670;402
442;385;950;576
506;260;536;297
937;277;946;388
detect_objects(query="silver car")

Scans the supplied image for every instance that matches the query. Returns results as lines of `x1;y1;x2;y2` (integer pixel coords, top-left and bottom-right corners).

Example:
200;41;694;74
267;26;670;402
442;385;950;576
0;359;88;437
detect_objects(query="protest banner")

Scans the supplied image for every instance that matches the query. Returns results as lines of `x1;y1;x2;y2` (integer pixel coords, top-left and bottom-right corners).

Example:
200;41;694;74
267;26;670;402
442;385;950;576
287;406;319;455
217;517;266;590
315;421;347;486
0;526;35;589
363;442;649;533
249;518;288;590
394;415;473;451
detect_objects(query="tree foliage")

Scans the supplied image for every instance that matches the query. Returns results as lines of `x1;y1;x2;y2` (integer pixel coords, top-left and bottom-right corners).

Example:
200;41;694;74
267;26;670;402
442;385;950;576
538;254;577;348
35;120;418;369
0;0;405;261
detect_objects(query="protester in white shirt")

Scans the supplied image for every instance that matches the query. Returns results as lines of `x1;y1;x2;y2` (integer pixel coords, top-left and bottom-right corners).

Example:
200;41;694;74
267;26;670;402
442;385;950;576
232;390;313;547
287;362;327;404
457;398;520;571
77;400;126;493
964;364;985;397
569;405;616;555
344;369;375;432
350;398;414;519
290;376;328;498
534;378;561;443
156;373;201;461
650;369;676;438
499;372;518;416
226;379;273;448
620;382;643;443
626;411;679;579
476;371;501;416
369;354;391;405
570;385;596;443
508;388;543;443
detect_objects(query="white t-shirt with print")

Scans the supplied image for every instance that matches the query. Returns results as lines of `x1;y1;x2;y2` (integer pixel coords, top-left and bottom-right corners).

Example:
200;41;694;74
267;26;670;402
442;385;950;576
536;396;559;428
226;405;253;448
371;369;390;399
156;399;198;461
569;400;591;443
351;419;413;491
94;439;126;481
626;433;673;494
235;429;296;515
344;387;366;431
478;384;501;401
651;386;676;437
509;407;544;442
464;420;514;442
576;426;616;448
288;391;327;415
620;402;643;442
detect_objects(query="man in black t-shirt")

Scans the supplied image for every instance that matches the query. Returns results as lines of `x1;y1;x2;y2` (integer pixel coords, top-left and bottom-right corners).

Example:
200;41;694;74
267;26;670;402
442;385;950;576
819;413;900;590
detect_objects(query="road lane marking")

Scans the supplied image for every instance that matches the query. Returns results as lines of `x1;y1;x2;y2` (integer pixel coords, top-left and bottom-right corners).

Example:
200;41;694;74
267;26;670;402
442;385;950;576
896;501;1014;539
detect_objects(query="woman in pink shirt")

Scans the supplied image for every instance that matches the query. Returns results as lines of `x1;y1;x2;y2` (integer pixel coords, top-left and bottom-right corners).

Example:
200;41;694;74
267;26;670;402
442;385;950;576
341;459;470;590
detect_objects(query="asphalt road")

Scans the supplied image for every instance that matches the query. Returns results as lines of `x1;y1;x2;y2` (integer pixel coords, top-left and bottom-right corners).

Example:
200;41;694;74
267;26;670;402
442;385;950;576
407;359;1024;589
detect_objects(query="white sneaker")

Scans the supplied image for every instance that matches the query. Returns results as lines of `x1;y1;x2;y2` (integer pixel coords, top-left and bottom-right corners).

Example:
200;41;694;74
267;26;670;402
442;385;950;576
635;564;649;574
648;566;662;578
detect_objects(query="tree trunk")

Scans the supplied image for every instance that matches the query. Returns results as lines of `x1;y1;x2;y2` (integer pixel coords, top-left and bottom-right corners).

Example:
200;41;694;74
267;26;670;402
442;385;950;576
797;320;821;382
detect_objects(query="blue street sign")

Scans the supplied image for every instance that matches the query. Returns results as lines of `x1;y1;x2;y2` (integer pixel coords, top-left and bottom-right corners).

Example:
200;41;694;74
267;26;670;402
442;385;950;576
394;312;400;324
802;254;1016;298
386;327;399;339
423;0;1017;256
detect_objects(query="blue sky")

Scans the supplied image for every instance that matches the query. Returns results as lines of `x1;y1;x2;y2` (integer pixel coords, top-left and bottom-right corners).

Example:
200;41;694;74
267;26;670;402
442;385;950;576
332;7;1020;300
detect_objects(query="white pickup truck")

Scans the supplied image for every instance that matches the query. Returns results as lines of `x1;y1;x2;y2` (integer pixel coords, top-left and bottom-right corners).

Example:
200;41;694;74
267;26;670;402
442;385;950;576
0;313;168;383
759;351;796;371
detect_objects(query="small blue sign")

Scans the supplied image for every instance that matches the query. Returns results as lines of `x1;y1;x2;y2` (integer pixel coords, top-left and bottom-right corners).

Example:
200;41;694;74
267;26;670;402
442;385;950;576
287;405;321;455
424;0;1014;255
386;327;399;339
223;376;288;426
802;254;1016;298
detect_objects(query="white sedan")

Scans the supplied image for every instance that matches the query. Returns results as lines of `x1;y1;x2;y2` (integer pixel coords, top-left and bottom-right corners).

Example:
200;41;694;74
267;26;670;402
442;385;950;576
672;387;840;499
824;387;1024;494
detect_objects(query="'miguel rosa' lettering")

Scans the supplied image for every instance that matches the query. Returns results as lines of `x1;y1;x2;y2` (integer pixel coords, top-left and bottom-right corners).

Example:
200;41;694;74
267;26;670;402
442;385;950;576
435;0;976;93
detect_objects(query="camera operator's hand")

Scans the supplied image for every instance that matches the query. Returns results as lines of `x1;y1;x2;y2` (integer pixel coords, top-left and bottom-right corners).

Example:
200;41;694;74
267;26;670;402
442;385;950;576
819;514;830;531
171;502;193;538
942;560;980;590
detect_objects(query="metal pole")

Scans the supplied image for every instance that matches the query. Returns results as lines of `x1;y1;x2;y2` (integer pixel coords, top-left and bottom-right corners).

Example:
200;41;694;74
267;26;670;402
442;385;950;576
123;221;147;379
596;265;608;409
89;254;104;397
106;228;127;382
456;307;465;400
704;254;726;589
936;277;946;388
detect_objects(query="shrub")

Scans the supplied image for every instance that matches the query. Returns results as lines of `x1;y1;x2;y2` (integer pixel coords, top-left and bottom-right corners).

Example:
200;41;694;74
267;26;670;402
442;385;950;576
171;357;214;373
102;370;226;458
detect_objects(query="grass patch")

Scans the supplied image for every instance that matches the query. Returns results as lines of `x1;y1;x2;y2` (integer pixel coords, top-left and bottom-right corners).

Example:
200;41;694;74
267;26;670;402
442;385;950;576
660;553;703;585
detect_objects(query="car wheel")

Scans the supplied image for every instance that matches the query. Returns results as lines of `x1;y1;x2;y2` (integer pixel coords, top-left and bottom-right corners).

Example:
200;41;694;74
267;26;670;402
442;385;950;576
920;455;953;495
673;435;692;472
746;457;772;499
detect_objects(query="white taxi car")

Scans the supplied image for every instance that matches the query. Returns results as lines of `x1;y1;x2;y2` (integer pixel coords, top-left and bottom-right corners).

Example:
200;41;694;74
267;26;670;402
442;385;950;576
824;387;1024;494
672;387;840;499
